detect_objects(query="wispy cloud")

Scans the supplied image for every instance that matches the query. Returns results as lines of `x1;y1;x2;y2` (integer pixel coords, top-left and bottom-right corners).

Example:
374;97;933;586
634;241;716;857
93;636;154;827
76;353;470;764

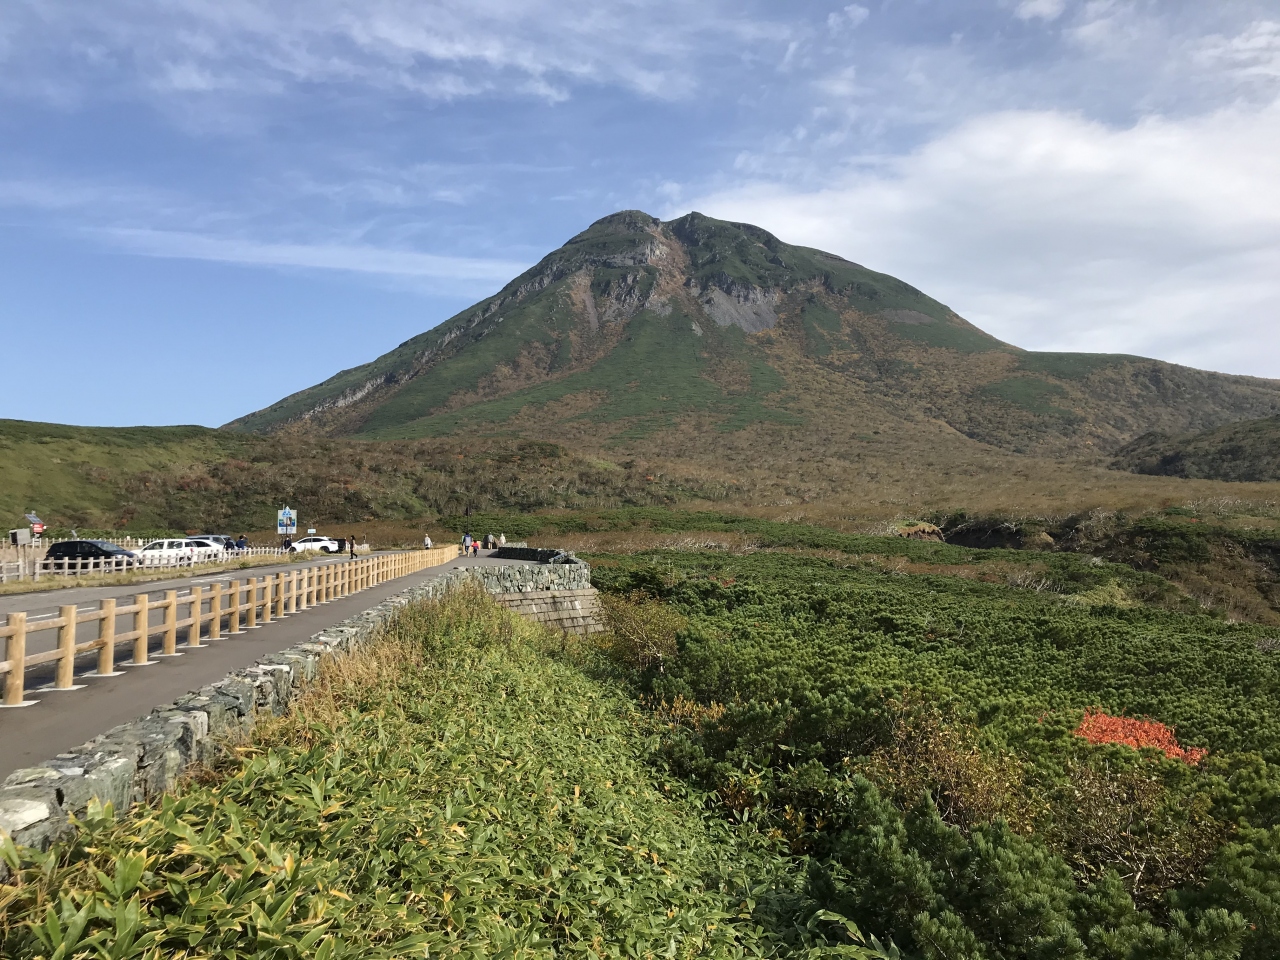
99;227;528;284
2;0;793;107
1015;0;1067;23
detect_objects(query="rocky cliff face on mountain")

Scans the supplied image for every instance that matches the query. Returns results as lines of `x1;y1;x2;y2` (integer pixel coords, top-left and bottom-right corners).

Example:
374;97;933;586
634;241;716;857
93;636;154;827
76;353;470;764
229;211;1280;464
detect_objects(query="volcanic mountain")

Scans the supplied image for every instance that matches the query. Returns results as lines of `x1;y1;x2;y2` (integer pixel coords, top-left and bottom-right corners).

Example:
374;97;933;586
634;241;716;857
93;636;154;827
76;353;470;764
230;211;1280;464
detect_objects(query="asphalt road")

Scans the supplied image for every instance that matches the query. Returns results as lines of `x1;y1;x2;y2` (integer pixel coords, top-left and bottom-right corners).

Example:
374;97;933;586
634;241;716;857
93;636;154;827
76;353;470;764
0;551;520;779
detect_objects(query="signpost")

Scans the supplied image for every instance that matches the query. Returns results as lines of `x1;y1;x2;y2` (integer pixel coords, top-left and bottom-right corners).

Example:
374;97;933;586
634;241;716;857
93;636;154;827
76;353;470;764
24;512;43;544
277;507;298;537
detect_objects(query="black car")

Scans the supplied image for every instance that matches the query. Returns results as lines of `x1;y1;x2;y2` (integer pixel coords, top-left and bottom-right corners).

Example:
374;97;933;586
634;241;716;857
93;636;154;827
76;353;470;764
44;540;139;567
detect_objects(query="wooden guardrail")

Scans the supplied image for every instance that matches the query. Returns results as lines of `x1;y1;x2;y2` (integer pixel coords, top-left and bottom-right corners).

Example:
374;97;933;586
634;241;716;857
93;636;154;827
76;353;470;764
0;545;461;706
0;545;380;584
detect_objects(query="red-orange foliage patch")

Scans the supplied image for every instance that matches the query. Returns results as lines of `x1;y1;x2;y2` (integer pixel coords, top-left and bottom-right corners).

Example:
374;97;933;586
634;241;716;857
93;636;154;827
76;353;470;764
1074;709;1207;765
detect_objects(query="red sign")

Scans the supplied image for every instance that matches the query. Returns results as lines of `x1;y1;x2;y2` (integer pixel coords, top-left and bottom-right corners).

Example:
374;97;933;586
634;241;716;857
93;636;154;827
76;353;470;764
31;523;45;534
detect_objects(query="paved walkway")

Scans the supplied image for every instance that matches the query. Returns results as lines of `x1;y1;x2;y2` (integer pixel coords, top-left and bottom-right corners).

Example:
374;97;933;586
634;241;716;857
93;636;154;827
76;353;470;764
0;552;521;780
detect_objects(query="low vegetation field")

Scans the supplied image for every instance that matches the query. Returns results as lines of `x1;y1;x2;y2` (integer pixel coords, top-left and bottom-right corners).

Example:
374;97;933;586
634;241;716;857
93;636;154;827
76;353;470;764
585;550;1280;960
6;509;1280;958
0;588;890;959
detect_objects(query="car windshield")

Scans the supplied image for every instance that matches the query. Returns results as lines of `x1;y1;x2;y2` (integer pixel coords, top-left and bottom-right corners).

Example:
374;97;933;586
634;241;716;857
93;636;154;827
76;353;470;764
88;541;128;554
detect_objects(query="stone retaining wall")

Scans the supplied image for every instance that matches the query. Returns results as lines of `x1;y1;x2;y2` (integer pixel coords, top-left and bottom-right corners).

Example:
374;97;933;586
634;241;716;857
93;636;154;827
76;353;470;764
494;589;603;635
0;561;598;866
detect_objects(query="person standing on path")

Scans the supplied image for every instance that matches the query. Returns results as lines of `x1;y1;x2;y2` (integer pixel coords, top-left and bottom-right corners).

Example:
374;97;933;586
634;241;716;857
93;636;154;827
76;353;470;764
423;534;433;549
499;533;506;547
348;534;356;559
463;532;473;557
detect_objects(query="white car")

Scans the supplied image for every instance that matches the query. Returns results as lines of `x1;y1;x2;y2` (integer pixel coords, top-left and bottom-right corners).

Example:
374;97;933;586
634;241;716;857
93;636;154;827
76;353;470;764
185;538;228;558
289;535;341;554
137;538;220;565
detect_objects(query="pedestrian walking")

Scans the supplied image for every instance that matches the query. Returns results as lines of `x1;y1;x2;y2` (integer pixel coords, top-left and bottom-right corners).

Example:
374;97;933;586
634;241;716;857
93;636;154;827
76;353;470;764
423;533;433;549
499;532;506;547
463;532;473;557
348;534;356;559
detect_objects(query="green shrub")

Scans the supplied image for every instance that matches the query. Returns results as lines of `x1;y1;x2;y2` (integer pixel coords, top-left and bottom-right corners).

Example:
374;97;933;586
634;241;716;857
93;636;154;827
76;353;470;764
590;550;1280;959
598;589;687;672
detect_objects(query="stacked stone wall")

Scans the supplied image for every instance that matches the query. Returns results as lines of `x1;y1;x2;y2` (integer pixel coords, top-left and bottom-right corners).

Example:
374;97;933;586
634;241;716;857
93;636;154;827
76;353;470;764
494;589;602;635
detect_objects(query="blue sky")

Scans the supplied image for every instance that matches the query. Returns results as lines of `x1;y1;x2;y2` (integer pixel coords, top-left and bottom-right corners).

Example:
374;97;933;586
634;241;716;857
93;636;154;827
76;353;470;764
3;0;1279;427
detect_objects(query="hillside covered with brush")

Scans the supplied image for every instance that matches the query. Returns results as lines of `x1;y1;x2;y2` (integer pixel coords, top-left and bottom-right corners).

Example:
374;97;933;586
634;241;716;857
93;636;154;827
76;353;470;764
1114;416;1280;482
231;211;1280;463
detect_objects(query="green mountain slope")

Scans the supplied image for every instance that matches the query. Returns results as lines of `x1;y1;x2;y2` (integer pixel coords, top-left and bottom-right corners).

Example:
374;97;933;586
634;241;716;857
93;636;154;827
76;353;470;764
1114;415;1280;481
230;209;1280;459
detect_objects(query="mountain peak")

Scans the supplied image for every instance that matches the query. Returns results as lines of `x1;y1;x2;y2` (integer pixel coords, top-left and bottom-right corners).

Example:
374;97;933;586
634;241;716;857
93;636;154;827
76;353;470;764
228;210;1280;458
571;210;661;240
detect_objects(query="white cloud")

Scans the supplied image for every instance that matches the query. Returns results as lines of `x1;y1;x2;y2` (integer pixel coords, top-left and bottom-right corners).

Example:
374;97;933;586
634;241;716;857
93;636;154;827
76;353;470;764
681;100;1280;378
1197;20;1280;84
1015;0;1067;22
816;65;861;99
828;5;870;33
99;227;528;286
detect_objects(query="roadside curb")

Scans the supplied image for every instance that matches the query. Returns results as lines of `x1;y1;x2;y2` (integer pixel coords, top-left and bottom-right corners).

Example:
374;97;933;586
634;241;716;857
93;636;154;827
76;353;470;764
0;560;591;868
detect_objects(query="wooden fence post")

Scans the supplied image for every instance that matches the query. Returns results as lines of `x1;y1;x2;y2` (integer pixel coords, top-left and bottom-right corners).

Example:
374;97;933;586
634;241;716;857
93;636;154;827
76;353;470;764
263;576;275;624
288;570;298;614
95;598;120;676
3;613;28;705
275;573;286;618
161;590;179;656
55;604;80;689
131;593;151;666
247;578;258;628
229;579;242;634
189;586;204;647
210;582;222;640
